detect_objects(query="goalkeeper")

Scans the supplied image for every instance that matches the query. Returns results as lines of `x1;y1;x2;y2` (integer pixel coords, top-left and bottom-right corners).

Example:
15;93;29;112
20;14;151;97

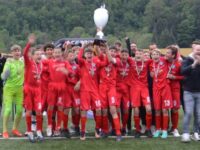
1;45;24;139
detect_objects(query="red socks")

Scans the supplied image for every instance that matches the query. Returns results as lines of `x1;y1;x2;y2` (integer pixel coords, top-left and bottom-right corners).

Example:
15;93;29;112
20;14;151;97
56;110;63;129
172;112;179;130
81;116;87;132
47;109;53;127
134;116;140;132
63;114;69;130
95;115;102;129
36;115;43;131
102;116;109;134
122;113;129;130
74;114;80;128
163;115;169;131
26;115;32;132
146;113;152;130
113;117;121;135
155;115;161;130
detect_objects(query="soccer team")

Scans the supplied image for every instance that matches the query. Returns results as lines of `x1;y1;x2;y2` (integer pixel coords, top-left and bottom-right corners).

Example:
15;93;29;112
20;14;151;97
1;34;200;143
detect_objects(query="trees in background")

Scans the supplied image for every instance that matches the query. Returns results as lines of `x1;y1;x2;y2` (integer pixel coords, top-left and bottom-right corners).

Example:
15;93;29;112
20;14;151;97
0;0;199;51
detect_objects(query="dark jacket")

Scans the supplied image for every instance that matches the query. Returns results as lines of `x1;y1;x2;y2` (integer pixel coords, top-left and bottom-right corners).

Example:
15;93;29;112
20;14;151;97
181;56;200;92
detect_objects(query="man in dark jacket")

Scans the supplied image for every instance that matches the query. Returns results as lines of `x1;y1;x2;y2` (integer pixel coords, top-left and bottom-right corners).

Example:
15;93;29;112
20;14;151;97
181;42;200;142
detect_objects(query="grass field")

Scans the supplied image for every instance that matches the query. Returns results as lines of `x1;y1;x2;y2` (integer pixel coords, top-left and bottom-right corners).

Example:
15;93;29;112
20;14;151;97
0;108;199;150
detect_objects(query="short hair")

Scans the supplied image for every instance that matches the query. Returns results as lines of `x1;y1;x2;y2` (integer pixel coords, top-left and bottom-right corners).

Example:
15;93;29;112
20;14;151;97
152;49;161;54
44;43;54;51
166;45;179;59
11;45;22;51
109;46;117;51
31;47;41;55
121;49;129;53
136;49;144;52
192;40;200;45
115;41;122;47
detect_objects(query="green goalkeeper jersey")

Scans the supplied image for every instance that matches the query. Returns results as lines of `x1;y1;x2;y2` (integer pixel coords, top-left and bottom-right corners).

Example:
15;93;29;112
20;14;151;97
1;58;24;87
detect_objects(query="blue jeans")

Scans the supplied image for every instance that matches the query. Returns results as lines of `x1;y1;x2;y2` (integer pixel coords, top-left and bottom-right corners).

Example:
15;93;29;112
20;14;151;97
183;91;200;133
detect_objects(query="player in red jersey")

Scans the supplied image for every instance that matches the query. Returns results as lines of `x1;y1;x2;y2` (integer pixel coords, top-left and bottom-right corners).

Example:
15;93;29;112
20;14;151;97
63;50;81;137
41;44;54;112
115;49;132;135
23;34;44;142
129;49;152;138
165;45;184;137
45;47;71;137
78;44;103;140
98;45;122;141
149;49;172;139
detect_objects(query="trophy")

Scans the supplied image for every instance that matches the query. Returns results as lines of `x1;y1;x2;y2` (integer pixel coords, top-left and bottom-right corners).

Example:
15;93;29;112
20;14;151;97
93;4;109;45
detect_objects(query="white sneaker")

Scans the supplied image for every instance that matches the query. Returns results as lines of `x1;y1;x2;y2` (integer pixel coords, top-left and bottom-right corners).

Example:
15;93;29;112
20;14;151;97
46;126;52;137
172;129;181;137
191;132;200;141
36;131;44;141
54;130;61;137
141;125;146;134
27;132;35;143
31;123;36;132
150;125;156;135
181;133;191;143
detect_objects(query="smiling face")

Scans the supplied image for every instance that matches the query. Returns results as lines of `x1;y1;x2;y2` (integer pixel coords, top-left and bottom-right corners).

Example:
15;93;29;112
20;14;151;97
53;48;63;60
193;44;200;59
32;49;42;63
152;50;160;62
11;48;21;60
165;49;174;61
135;50;144;61
67;51;75;62
120;51;129;62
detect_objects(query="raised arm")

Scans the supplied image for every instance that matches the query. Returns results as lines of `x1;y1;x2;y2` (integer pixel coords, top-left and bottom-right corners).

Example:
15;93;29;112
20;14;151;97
23;34;36;65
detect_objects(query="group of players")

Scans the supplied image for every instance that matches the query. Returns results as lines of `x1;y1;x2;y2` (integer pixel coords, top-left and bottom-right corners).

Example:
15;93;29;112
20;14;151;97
1;34;184;142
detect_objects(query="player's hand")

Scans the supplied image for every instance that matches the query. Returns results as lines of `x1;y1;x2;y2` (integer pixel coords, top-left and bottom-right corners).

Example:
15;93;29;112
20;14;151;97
28;34;36;45
167;74;175;80
74;81;80;91
56;67;69;75
150;72;154;77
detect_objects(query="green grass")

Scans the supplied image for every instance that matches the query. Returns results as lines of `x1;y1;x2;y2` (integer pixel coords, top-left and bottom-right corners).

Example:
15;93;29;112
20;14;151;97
0;108;199;150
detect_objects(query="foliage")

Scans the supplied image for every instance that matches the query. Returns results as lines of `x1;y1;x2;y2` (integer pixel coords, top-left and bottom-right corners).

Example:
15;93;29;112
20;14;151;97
0;0;199;51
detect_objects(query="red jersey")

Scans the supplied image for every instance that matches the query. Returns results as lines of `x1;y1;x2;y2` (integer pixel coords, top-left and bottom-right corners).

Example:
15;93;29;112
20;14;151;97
116;57;133;86
129;59;151;88
24;43;42;87
167;60;184;90
41;59;50;89
67;61;80;85
99;57;119;87
78;48;104;92
149;57;169;89
45;59;71;83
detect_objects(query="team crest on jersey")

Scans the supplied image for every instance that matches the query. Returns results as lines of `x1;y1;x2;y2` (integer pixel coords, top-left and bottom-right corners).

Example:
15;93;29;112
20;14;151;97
72;65;77;70
159;62;164;66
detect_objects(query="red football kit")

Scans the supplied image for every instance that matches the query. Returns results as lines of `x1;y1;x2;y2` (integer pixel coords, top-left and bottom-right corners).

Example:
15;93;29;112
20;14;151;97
23;43;42;112
167;60;183;109
41;59;50;111
129;59;152;132
167;59;184;130
116;58;132;110
149;58;172;110
98;56;121;135
149;57;172;131
129;59;151;107
115;57;132;131
78;48;104;134
23;42;43;132
65;61;80;108
44;58;71;129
